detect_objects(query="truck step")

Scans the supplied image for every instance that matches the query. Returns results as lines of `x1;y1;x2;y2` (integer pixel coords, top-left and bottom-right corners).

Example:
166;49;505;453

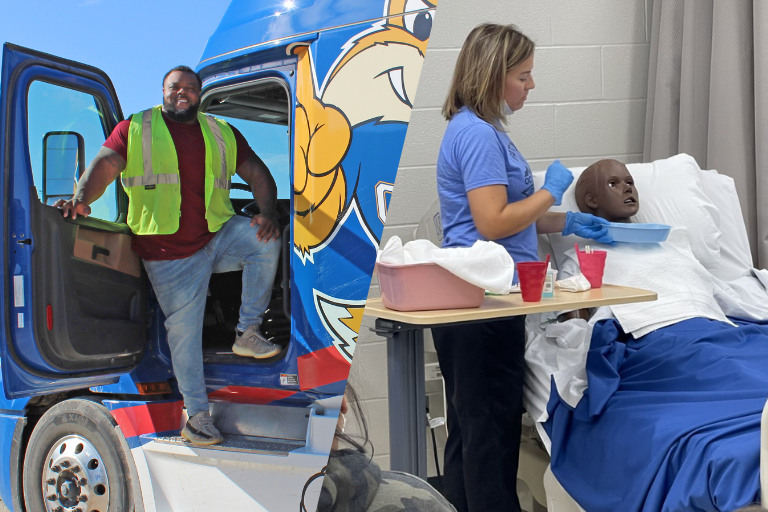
209;401;310;440
149;434;305;456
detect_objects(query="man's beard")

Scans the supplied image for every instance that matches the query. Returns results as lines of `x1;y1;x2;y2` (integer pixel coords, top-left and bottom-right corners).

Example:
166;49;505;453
164;98;200;123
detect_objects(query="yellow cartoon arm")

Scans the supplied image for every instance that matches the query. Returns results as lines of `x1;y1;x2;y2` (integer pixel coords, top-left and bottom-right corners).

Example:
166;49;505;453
291;45;352;258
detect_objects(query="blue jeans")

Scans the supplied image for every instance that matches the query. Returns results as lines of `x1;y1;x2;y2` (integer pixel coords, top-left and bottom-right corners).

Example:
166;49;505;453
143;215;281;416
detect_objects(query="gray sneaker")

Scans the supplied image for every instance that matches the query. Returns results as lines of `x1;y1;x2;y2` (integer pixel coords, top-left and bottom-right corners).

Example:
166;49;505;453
181;411;223;446
233;325;282;359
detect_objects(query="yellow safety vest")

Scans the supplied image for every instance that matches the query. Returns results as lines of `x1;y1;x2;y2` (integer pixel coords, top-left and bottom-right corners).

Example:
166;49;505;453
121;105;237;235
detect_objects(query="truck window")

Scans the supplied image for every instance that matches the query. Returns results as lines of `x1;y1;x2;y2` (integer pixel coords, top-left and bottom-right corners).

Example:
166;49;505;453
202;80;290;201
216;117;289;200
27;81;118;222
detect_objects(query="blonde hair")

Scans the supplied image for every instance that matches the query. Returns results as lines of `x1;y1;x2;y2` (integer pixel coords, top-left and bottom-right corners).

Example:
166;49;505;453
443;23;534;127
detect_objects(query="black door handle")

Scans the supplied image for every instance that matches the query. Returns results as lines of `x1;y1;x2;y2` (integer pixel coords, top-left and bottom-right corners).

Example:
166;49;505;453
92;245;110;259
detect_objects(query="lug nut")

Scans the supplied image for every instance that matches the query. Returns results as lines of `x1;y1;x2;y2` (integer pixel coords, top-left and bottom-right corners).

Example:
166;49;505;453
74;508;83;512
47;494;57;501
60;461;70;468
79;495;88;502
54;507;63;512
71;466;80;473
46;478;56;485
78;478;87;486
52;465;61;473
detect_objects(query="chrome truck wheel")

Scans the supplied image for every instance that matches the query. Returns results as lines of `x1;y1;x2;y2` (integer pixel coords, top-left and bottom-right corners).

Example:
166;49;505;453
42;434;110;512
23;399;139;512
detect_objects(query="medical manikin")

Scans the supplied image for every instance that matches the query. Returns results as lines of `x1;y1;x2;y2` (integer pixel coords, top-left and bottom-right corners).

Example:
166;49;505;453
556;159;639;322
575;159;639;223
561;158;729;328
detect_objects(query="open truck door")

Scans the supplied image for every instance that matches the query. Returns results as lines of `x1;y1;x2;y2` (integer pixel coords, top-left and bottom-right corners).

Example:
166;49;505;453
0;44;146;398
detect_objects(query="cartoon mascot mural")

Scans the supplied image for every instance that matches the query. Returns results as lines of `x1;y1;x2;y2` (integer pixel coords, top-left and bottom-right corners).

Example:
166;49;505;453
291;0;436;391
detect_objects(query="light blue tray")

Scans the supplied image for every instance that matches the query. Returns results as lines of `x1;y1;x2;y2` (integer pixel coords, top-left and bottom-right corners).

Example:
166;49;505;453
607;222;671;243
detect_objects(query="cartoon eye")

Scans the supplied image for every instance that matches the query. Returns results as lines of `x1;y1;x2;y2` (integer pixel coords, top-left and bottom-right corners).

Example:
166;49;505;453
403;0;434;41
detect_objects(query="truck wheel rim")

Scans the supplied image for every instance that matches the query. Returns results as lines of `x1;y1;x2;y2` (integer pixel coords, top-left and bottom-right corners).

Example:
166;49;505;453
42;434;110;512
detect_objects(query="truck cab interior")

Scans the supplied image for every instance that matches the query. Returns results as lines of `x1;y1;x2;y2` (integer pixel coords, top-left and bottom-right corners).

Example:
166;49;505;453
25;74;293;373
199;78;292;364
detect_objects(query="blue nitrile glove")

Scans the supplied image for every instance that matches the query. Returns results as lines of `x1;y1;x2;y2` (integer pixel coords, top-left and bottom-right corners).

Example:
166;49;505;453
541;160;574;205
562;211;614;244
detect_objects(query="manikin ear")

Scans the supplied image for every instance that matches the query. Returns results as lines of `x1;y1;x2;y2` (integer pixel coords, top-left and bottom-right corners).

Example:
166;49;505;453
584;193;599;210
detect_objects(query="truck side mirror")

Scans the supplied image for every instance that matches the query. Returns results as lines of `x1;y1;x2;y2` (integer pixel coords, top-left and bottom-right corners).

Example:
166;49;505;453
42;131;85;205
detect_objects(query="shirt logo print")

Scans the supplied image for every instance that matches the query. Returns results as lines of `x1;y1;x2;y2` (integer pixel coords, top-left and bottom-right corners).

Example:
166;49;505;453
508;142;535;197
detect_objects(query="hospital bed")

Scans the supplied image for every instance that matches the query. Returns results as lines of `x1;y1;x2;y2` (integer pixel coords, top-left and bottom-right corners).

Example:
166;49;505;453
415;153;768;511
525;153;768;511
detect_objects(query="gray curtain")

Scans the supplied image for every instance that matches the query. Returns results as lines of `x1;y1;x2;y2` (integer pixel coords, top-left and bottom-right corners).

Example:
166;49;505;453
643;0;768;268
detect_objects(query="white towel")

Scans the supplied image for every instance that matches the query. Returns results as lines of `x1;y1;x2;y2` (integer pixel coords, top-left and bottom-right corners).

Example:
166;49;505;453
378;237;516;294
560;228;732;337
711;268;768;321
555;274;591;292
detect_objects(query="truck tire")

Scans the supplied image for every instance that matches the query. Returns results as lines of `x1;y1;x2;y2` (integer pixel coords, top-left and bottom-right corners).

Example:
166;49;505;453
23;399;135;512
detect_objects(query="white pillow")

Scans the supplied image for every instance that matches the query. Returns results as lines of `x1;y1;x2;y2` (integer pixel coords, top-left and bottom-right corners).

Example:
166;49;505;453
698;170;753;281
533;154;722;270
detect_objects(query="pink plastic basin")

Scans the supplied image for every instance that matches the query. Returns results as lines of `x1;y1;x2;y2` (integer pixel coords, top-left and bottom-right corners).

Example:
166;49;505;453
377;261;485;311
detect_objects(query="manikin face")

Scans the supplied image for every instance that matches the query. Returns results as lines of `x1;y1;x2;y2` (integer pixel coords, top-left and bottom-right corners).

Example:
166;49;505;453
581;160;640;222
503;54;535;112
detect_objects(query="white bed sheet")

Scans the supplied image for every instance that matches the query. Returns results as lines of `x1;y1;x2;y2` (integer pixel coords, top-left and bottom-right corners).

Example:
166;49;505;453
524;269;768;453
523;154;763;453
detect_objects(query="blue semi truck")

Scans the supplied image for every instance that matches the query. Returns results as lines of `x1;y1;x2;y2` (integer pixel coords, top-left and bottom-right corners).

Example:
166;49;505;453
0;0;435;510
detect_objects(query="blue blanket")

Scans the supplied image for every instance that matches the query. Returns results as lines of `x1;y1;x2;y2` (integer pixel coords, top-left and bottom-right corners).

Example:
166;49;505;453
544;318;768;512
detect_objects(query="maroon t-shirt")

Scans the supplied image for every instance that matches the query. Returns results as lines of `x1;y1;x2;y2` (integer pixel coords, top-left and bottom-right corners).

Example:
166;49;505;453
104;112;254;260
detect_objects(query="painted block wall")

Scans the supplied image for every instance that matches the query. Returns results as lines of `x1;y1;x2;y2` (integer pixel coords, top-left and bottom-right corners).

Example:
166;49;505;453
347;0;653;474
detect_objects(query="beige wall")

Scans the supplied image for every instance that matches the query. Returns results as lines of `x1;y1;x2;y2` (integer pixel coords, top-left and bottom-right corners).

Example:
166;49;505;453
348;0;653;474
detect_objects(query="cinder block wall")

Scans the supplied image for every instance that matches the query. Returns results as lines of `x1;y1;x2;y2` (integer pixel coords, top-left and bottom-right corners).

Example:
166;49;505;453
348;0;653;473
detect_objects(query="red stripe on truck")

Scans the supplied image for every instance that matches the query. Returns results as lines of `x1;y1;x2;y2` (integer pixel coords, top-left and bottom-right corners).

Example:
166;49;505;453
111;401;183;438
208;386;296;404
297;346;350;390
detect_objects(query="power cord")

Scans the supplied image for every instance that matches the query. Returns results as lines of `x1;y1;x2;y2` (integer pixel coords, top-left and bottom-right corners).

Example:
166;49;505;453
299;465;327;512
426;406;442;480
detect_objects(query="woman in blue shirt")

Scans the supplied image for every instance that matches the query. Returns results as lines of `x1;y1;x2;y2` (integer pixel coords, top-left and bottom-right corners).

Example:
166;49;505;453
433;23;611;512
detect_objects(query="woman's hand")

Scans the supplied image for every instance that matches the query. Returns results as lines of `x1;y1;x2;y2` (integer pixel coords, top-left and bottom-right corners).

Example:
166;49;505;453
541;160;574;205
562;211;613;243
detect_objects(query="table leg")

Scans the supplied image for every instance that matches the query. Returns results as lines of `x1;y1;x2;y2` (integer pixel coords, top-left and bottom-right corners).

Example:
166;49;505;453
379;320;427;478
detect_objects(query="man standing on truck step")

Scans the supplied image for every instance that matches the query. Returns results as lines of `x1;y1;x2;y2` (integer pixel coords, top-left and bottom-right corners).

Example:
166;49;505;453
56;66;282;446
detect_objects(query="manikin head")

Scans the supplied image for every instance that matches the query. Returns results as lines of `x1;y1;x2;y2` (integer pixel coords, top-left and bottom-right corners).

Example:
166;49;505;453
575;159;639;223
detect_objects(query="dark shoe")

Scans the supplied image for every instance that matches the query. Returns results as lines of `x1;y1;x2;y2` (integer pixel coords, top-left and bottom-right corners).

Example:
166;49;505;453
233;325;282;359
181;411;223;446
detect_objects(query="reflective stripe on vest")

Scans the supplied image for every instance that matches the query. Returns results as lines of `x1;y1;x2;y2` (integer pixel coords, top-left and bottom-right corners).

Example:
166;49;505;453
121;106;237;235
120;111;232;191
205;115;232;191
120;109;181;189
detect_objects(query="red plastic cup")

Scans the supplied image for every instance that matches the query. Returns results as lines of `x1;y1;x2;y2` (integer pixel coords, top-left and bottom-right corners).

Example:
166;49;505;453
576;250;607;288
517;261;547;302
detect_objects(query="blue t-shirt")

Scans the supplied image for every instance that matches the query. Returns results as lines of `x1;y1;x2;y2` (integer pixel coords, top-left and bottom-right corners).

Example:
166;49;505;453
437;108;539;282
